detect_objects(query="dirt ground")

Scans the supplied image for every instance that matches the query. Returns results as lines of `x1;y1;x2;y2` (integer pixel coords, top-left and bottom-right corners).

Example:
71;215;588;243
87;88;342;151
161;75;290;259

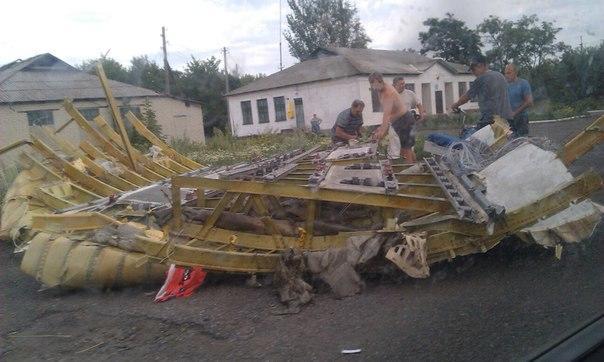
1;117;603;361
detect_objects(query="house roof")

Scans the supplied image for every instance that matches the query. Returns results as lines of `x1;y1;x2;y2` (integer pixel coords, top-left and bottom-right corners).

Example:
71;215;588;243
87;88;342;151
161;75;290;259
227;47;471;96
0;53;158;104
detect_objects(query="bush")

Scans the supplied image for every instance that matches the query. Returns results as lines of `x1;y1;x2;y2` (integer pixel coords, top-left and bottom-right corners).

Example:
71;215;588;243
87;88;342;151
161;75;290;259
551;105;576;119
171;129;331;167
0;164;19;211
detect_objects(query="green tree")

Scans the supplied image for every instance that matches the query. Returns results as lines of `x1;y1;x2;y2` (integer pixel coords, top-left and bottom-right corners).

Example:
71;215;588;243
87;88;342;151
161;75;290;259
284;0;371;61
543;42;604;103
129;56;165;94
419;13;482;64
77;55;130;83
478;15;569;71
180;56;228;134
129;98;164;151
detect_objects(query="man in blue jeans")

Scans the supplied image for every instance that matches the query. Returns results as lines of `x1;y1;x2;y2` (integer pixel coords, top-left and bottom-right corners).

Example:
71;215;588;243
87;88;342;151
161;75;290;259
505;63;533;137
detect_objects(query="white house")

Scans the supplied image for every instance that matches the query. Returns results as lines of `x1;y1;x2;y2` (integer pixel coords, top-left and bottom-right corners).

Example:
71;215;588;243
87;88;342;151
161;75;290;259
226;47;478;137
0;53;205;162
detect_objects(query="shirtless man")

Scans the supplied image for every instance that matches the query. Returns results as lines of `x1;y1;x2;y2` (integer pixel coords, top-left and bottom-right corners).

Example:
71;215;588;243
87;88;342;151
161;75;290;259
393;76;426;161
369;72;414;162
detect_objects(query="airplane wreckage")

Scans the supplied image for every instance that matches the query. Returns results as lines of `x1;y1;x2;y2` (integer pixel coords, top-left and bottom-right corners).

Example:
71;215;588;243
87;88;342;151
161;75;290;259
1;65;602;305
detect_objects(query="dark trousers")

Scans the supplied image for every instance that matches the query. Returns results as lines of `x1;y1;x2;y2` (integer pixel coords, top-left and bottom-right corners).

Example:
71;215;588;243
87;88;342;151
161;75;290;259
510;113;529;137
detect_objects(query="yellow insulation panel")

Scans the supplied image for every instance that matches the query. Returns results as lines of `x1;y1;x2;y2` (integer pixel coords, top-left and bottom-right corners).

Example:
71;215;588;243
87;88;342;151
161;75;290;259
21;233;167;289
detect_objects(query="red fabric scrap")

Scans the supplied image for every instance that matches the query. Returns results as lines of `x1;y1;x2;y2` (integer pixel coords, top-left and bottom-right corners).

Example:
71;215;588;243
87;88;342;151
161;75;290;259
154;264;207;302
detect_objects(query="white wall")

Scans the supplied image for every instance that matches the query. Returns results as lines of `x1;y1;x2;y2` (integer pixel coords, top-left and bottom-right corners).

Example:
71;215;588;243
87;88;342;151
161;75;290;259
228;64;479;137
416;64;477;114
227;77;361;137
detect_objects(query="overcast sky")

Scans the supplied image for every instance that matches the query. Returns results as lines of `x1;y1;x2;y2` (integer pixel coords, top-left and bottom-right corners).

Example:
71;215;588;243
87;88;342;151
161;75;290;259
1;0;601;75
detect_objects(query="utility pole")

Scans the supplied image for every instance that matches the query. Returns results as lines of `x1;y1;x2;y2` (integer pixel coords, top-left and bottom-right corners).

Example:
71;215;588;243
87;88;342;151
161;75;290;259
161;26;171;95
580;35;584;51
222;46;233;135
222;47;229;93
279;0;283;71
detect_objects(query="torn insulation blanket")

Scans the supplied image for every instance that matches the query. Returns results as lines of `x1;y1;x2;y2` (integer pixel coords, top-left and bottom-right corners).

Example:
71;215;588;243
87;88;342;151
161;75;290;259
21;232;167;289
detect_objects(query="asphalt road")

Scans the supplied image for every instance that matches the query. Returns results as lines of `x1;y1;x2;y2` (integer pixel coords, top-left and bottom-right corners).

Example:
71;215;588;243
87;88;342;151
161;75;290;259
1;117;602;361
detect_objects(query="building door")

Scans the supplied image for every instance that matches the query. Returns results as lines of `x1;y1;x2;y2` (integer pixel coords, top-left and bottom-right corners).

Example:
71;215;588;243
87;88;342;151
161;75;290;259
294;98;305;129
435;90;444;114
421;83;432;115
444;82;454;111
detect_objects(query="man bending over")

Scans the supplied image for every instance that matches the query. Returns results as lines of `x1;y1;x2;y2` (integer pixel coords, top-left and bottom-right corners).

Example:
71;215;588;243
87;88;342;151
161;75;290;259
369;72;415;162
331;100;365;143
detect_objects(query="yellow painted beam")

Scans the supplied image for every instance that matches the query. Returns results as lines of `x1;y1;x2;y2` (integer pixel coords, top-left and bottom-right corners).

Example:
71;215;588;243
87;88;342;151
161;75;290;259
558;115;604;166
96;64;139;172
30;137;120;197
93;115;179;177
79;141;155;185
125;111;202;170
173;176;451;212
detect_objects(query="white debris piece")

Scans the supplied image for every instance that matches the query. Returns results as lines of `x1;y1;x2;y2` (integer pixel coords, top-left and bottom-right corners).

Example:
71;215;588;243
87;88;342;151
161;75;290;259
479;142;601;246
479;143;572;212
519;200;602;247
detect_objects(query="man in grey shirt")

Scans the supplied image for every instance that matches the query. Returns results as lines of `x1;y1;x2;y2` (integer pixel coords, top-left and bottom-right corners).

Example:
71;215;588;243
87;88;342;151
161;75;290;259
331;100;364;143
451;54;512;129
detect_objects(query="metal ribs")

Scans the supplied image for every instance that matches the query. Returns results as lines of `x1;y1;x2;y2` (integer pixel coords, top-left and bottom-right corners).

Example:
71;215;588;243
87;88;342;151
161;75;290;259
424;157;475;221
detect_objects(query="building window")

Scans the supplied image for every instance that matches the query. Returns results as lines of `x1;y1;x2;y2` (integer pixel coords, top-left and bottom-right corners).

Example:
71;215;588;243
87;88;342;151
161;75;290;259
405;83;415;92
458;82;467;96
79;108;100;121
273;96;286;122
241;100;253;125
26;110;54;126
370;89;382;112
257;99;269;124
468;81;476;101
119;106;142;120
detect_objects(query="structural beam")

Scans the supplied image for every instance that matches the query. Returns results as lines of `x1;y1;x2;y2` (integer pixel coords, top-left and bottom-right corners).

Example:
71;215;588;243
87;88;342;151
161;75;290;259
96;64;139;172
172;176;452;212
558;115;603;166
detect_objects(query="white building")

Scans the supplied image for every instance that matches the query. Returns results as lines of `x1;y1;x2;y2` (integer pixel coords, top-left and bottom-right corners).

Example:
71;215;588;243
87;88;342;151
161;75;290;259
0;53;205;162
226;47;478;137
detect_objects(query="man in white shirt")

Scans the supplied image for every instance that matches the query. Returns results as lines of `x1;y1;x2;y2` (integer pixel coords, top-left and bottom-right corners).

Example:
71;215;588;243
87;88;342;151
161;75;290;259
390;76;426;162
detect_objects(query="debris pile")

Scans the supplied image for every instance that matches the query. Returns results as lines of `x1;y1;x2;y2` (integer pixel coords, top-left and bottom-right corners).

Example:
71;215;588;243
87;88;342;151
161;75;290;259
0;67;602;306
